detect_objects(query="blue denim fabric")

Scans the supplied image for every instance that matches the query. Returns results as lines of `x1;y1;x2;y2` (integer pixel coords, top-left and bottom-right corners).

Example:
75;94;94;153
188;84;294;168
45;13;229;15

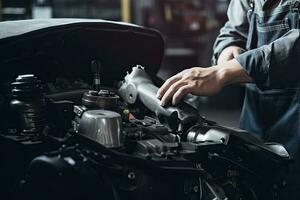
244;2;300;199
213;0;300;199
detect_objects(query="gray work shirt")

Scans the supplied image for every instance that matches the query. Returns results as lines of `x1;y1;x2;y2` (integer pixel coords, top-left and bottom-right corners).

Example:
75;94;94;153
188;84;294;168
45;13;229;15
213;0;300;199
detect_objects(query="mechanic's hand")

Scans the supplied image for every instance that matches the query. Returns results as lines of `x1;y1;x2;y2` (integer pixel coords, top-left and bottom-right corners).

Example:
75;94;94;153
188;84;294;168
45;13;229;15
217;46;245;64
157;59;252;106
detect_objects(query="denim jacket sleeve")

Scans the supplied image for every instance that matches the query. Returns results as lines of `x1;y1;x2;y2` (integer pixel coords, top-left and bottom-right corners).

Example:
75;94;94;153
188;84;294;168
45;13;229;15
236;29;300;88
212;0;250;65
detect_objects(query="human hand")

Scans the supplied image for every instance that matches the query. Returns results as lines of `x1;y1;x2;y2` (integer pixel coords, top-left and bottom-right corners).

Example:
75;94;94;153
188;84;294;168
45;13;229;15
217;46;245;64
157;59;252;106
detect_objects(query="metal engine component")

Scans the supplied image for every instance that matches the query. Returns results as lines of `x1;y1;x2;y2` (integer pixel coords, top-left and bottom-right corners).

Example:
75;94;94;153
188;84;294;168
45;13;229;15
78;110;123;148
187;126;230;144
8;74;47;135
82;90;119;110
0;18;293;200
1;70;292;200
118;65;199;131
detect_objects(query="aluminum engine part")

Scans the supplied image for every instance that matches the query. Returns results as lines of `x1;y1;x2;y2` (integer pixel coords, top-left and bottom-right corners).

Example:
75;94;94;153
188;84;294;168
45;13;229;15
79;110;123;148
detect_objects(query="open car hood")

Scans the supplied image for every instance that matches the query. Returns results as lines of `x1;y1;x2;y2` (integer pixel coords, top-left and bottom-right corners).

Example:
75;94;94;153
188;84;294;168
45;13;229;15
0;19;164;95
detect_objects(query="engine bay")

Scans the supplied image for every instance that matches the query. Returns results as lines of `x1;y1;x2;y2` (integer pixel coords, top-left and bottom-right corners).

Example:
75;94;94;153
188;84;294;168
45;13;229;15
0;65;291;200
0;19;292;200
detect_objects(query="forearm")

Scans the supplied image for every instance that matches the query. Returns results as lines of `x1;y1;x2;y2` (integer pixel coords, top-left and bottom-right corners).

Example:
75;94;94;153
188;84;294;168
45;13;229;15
212;0;249;64
213;25;248;64
215;59;253;86
217;46;246;64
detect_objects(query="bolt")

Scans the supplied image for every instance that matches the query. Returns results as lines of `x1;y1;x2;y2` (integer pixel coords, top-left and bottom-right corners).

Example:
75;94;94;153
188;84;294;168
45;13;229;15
193;186;199;193
128;172;136;180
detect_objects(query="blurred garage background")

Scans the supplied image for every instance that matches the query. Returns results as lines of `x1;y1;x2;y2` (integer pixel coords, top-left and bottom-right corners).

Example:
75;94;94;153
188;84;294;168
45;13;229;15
0;0;244;127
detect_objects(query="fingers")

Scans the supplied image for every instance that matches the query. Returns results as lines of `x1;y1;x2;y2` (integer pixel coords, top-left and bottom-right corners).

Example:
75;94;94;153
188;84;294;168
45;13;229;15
160;81;186;106
157;75;181;99
172;85;192;105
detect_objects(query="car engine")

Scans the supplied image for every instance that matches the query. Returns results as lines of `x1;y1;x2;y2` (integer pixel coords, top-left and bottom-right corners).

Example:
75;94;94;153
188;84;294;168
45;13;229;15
0;65;291;200
0;19;292;200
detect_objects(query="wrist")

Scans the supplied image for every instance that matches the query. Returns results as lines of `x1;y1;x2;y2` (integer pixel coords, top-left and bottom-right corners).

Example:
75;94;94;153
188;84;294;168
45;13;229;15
215;59;252;86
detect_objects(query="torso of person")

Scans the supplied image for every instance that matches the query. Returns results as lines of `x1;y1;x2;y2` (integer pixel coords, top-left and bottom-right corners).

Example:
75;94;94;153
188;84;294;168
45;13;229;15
240;0;300;198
